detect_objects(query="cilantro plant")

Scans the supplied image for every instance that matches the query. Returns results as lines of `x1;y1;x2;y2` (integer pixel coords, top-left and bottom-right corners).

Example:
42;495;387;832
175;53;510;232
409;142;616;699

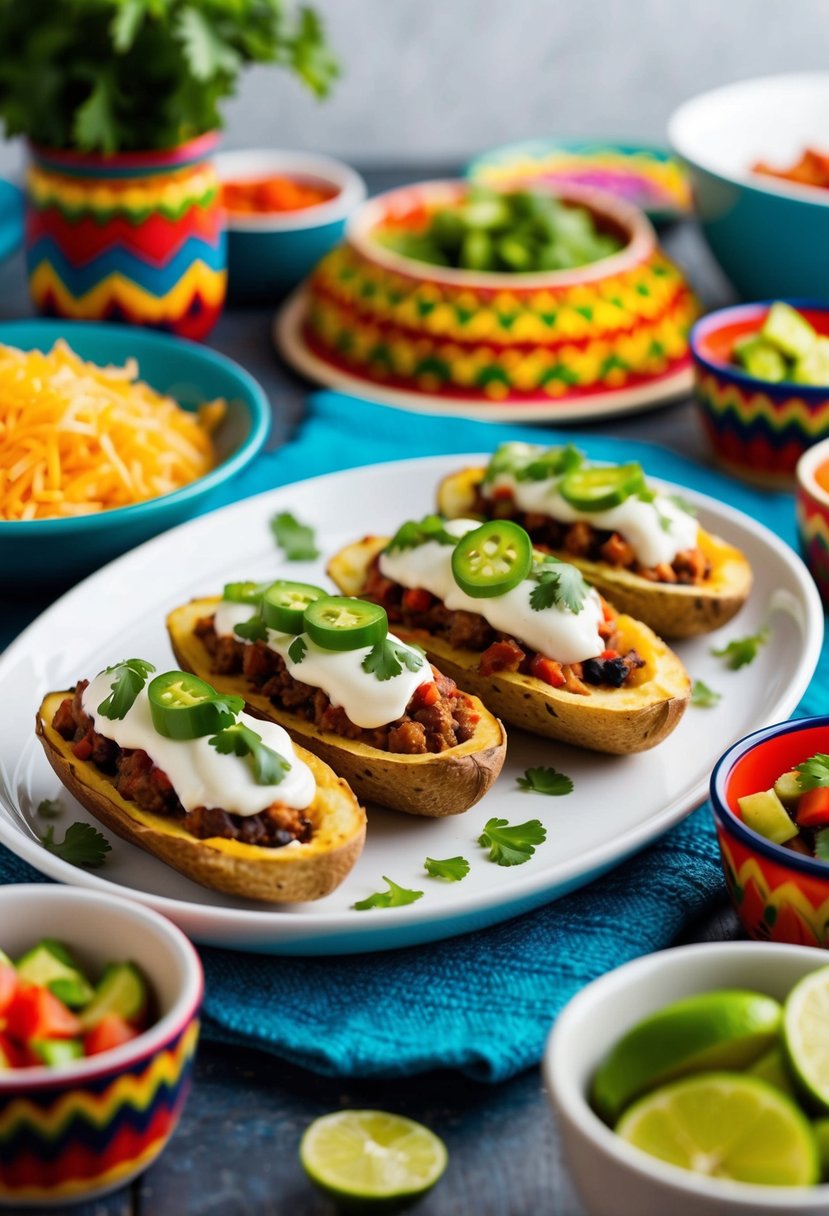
270;511;320;562
41;822;111;868
517;766;573;796
0;0;337;154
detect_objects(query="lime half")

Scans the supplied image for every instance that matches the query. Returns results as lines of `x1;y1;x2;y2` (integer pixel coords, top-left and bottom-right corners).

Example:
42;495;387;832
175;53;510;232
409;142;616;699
617;1073;819;1186
591;989;782;1123
784;966;829;1112
299;1110;448;1209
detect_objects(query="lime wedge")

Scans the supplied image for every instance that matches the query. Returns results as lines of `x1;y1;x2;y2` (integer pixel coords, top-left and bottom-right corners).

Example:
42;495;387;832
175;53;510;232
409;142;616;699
617;1073;819;1186
299;1110;447;1209
749;1046;796;1097
784;966;829;1112
591;990;782;1123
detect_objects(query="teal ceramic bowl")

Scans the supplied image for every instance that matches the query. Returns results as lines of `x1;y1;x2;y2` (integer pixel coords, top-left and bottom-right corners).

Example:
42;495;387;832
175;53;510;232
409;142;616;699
669;74;829;299
0;320;269;587
216;150;366;304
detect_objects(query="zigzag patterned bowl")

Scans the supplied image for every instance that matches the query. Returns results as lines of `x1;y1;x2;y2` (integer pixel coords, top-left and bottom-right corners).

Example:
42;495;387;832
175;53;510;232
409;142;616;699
691;301;829;485
796;438;829;605
0;886;202;1208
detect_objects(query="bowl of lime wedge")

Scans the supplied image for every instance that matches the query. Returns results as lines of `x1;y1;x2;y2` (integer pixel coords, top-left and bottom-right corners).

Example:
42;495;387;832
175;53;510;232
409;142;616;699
545;942;829;1215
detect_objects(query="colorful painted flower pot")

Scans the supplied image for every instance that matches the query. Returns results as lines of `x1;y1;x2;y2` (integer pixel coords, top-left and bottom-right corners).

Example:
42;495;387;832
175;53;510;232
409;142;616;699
691;302;829;485
796;437;829;606
25;133;226;340
710;717;829;949
296;180;697;410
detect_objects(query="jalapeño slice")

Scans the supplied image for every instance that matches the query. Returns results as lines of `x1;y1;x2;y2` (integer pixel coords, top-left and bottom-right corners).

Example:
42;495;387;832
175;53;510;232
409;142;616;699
304;597;388;652
148;672;243;740
261;580;328;635
559;462;648;512
451;520;532;598
223;580;271;605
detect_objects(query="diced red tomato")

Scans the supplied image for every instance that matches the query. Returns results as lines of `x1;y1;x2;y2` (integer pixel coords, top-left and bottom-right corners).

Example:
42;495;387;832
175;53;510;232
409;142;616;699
402;587;433;614
600;649;620;661
84;1014;139;1057
0;964;17;1018
5;984;82;1042
411;681;440;709
796;787;829;827
72;732;93;760
491;486;513;502
0;1032;34;1069
529;654;566;688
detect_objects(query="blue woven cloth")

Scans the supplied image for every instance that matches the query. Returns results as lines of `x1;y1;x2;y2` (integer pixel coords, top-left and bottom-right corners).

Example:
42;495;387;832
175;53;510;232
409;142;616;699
2;391;826;1081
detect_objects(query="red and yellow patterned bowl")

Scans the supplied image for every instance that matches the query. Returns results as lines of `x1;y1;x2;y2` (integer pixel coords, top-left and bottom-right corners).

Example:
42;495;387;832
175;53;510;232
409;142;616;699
298;180;697;410
710;718;829;948
797;437;829;607
0;886;202;1208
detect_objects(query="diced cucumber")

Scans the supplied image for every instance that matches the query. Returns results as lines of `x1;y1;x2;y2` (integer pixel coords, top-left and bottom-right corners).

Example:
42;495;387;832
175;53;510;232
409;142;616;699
738;788;799;844
16;940;94;1009
459;230;494;271
497;235;535;271
774;771;803;810
762;301;818;360
31;1039;84;1068
79;962;147;1031
734;335;787;382
792;337;829;386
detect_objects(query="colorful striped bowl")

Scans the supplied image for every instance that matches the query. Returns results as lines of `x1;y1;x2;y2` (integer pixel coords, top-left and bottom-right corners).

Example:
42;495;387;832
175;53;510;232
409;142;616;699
0;886;202;1208
796;437;829;606
691;301;829;485
710;718;829;949
25;134;226;340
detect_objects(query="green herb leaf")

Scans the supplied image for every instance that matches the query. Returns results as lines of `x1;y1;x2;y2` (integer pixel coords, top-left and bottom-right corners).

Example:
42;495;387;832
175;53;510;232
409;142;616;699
97;659;156;720
288;636;308;664
515;444;583;482
111;0;146;53
175;6;241;82
711;626;770;670
234;615;268;642
385;514;457;555
36;798;63;820
815;828;829;861
516;766;573;796
796;754;829;792
424;856;470;882
270;511;320;561
41;822;111;869
72;75;119;154
208;723;290;785
362;639;423;682
690;679;722;708
353;877;424;911
478;817;547;866
529;559;588;614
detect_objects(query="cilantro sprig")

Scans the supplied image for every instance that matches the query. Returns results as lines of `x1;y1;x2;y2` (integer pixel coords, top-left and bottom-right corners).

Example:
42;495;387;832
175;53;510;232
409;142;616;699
36;797;63;819
353;877;424;911
815;829;829;862
424;856;470;882
796;754;829;792
529;558;589;614
96;659;156;720
234;616;268;643
517;766;573;796
270;511;320;561
41;822;111;869
690;679;721;708
478;817;547;866
288;636;308;664
362;639;423;682
711;626;770;670
515;444;583;482
385;514;457;555
208;723;290;785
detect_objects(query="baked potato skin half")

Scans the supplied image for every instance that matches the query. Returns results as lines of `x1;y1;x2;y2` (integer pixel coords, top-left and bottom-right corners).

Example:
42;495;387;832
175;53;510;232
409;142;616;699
437;467;752;639
328;536;691;756
166;599;507;818
36;691;366;904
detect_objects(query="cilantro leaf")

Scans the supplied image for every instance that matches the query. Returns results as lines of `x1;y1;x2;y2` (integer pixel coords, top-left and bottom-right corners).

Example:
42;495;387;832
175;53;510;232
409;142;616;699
211;693;245;720
815;828;829;861
208;723;290;785
36;797;63;819
41;822;111;869
516;766;573;796
270;511;320;561
111;0;146;53
96;658;156;720
175;6;241;82
690;679;721;708
478;817;547;866
796;754;829;792
424;856;470;882
72;74;120;154
712;626;770;670
515;444;583;482
362;639;423;682
385;514;457;555
234;615;268;643
288;636;308;664
529;559;588;614
353;877;424;911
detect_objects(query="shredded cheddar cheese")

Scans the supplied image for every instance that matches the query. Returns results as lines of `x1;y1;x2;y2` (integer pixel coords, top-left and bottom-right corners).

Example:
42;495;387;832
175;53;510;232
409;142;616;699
0;341;225;521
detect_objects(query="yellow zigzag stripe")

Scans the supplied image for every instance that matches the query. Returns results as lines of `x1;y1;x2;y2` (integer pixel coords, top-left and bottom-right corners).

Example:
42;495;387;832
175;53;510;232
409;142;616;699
721;839;829;938
0;1133;168;1203
0;1020;199;1141
27;165;218;214
699;372;829;433
797;503;829;547
29;262;226;321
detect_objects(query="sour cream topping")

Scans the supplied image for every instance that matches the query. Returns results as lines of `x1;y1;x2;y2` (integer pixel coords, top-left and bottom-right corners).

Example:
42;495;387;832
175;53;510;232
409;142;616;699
483;443;698;569
379;518;605;665
213;602;434;731
81;670;315;817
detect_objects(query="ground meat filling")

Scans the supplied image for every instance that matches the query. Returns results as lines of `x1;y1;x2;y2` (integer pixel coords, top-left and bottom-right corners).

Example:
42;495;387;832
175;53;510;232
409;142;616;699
474;488;711;585
362;559;645;696
194;619;480;754
52;683;312;848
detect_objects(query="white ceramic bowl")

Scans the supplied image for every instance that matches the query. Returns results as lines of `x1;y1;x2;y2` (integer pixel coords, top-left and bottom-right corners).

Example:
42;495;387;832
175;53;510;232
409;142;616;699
544;942;829;1216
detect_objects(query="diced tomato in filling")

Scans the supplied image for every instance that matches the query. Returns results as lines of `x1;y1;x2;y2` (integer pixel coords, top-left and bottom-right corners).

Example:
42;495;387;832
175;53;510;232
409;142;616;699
84;1014;140;1057
5;985;82;1041
402;587;433;613
0;964;17;1017
410;681;440;709
480;638;525;676
0;1032;33;1069
529;654;566;688
72;732;93;760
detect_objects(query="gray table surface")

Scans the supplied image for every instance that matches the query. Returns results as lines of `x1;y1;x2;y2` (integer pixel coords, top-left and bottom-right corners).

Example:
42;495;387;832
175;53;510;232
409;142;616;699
0;167;745;1216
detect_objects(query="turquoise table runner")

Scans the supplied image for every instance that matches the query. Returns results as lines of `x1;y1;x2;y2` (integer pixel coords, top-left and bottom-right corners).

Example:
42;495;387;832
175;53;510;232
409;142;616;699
2;392;826;1080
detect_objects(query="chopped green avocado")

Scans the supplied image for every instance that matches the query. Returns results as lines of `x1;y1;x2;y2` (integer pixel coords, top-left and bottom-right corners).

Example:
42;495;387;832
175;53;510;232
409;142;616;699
79;961;147;1031
793;337;829;385
16;940;95;1009
31;1039;84;1067
731;303;829;385
738;788;799;844
763;301;818;360
734;335;787;382
774;770;803;810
